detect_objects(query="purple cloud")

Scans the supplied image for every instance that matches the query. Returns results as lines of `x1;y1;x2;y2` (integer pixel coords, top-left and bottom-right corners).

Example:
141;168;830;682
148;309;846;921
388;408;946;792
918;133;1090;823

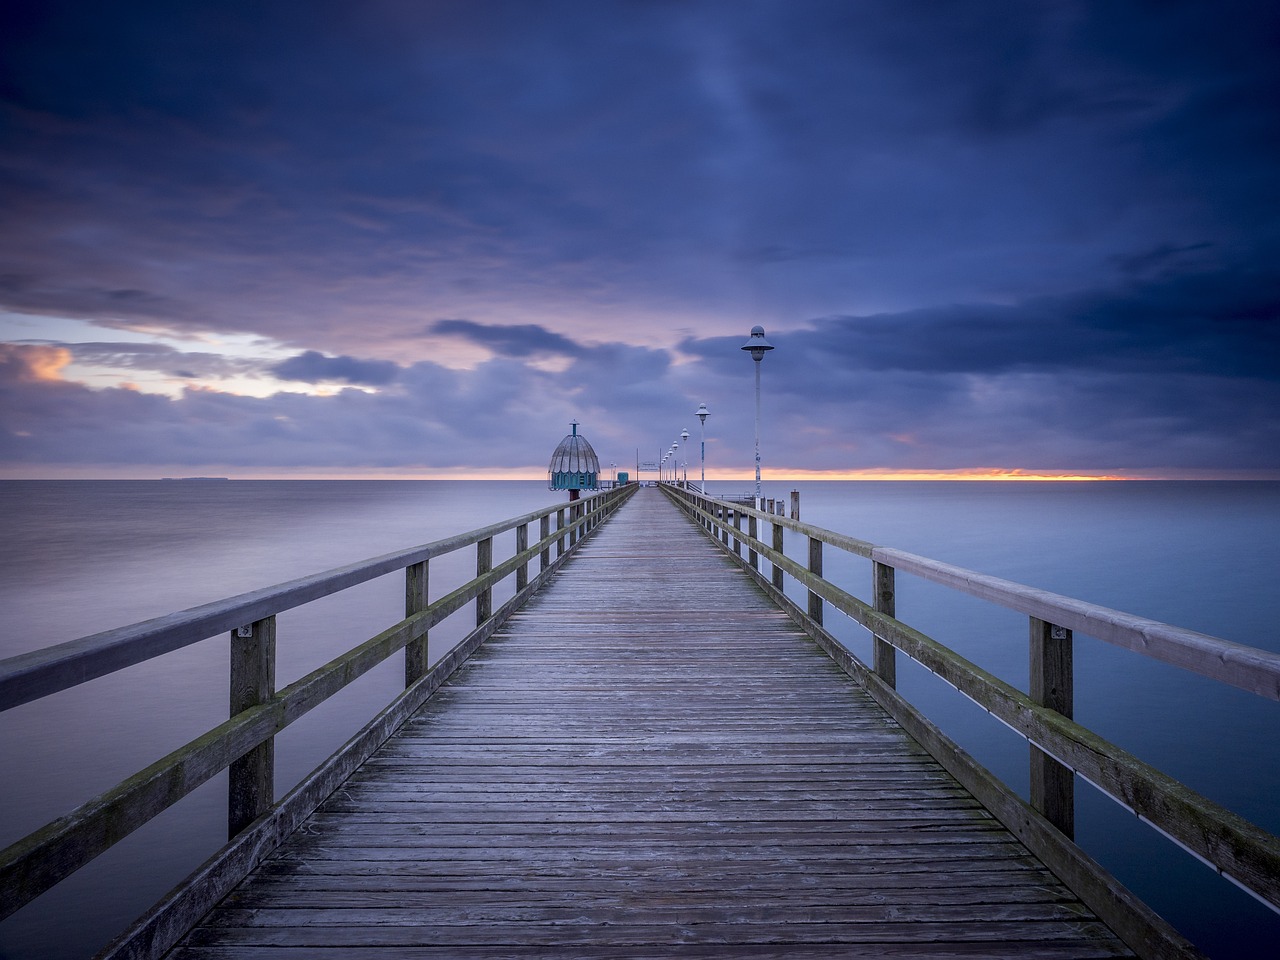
272;351;400;386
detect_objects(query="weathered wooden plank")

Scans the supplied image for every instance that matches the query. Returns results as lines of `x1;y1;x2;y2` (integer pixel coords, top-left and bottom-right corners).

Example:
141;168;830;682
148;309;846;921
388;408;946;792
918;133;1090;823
221;884;1077;908
198;901;1097;927
180;918;1123;947
170;945;1132;960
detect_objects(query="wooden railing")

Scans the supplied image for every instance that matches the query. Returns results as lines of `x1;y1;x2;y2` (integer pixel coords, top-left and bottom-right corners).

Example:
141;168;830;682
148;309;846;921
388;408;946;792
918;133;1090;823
664;483;1280;960
0;483;635;955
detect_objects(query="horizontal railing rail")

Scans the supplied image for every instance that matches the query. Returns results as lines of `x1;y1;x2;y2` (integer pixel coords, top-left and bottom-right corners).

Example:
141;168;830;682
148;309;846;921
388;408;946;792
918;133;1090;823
0;484;635;944
664;483;1280;960
874;546;1280;701
673;489;1280;701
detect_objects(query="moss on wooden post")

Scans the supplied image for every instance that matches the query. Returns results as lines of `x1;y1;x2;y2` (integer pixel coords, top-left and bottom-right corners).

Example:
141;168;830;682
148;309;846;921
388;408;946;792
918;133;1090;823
405;560;429;686
1031;616;1075;839
772;521;785;590
476;537;493;627
873;561;897;689
229;616;275;839
807;537;823;626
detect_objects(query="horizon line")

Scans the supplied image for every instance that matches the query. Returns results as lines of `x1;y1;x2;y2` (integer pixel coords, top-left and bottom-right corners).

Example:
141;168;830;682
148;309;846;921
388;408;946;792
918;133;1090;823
2;466;1278;481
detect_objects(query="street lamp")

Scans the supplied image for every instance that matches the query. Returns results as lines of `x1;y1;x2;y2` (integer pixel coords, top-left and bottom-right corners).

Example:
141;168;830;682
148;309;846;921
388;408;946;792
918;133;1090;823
741;325;774;507
680;429;689;486
696;403;709;494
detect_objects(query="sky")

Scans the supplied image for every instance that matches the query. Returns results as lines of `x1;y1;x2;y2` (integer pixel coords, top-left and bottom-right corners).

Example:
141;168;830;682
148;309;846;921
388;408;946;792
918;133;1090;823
1;0;1278;480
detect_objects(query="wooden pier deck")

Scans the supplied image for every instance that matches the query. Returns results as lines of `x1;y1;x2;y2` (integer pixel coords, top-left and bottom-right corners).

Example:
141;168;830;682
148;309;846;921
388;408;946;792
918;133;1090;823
170;488;1132;958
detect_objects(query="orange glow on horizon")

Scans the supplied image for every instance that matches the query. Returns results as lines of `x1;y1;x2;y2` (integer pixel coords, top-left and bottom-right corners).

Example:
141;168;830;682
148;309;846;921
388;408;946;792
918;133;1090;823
2;465;1276;482
767;467;1134;481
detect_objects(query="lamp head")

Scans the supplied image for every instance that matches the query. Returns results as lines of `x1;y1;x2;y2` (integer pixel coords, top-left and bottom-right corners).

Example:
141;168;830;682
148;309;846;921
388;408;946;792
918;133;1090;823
741;325;775;362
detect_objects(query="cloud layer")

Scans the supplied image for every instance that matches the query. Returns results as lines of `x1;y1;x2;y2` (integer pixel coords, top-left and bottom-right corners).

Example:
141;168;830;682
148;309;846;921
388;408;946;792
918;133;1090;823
1;1;1277;476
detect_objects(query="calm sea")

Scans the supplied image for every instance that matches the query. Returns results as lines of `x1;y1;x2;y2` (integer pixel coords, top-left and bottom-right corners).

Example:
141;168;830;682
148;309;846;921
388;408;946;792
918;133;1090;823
0;479;1276;959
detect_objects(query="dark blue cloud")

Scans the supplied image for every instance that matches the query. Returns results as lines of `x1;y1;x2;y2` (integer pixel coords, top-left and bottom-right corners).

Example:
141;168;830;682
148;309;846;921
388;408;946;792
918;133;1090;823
272;351;400;386
684;263;1280;382
430;320;586;358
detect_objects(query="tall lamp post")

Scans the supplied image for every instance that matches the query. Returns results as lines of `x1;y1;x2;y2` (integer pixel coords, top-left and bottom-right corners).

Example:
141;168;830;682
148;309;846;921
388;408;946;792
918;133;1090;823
741;325;775;507
680;429;689;488
696;403;709;494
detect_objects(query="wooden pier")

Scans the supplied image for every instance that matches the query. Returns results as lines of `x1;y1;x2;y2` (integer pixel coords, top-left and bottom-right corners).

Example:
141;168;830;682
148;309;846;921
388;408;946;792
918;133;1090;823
5;483;1279;959
167;489;1131;958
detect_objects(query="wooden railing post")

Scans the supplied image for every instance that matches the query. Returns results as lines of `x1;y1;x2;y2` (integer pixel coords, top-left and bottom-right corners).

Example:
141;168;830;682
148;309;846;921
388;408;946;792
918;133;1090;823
771;521;785;590
748;514;758;570
733;509;743;557
405;560;429;686
873;561;896;688
516;524;528;592
1031;617;1075;839
476;537;493;626
721;507;730;546
229;615;275;839
556;508;566;557
540;515;551;570
808;537;823;626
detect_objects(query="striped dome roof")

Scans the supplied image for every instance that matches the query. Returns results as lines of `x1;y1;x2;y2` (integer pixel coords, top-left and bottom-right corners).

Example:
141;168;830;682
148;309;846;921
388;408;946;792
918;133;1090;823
548;421;600;489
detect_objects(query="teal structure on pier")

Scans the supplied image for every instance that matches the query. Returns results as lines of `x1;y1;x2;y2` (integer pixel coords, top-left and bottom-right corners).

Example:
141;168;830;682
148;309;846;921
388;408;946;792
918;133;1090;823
548;421;600;499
